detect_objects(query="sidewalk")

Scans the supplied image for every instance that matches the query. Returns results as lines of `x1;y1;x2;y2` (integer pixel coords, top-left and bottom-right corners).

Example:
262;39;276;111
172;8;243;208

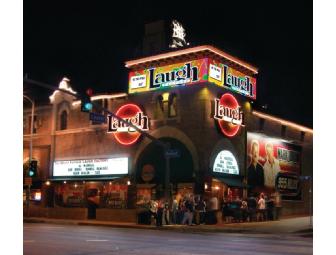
23;216;313;236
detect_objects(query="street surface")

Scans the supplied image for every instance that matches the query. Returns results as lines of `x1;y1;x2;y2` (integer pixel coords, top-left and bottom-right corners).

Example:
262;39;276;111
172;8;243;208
24;223;312;255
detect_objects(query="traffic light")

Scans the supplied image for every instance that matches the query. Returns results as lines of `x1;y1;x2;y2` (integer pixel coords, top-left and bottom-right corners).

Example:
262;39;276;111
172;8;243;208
28;160;38;177
81;88;93;112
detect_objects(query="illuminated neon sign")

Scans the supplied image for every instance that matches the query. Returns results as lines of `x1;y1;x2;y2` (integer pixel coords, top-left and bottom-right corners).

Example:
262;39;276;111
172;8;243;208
129;59;208;93
107;104;149;145
208;59;257;99
213;93;244;137
169;20;189;48
129;58;257;99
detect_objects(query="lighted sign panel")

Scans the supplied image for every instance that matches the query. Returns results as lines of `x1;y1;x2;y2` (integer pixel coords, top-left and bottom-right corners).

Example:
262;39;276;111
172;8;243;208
208;59;257;99
247;132;302;192
107;104;149;145
213;150;239;175
53;158;128;177
213;93;244;137
128;58;257;99
128;59;209;93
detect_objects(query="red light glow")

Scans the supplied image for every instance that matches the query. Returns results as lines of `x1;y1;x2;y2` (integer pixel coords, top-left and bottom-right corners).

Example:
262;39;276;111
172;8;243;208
217;93;241;137
113;104;144;145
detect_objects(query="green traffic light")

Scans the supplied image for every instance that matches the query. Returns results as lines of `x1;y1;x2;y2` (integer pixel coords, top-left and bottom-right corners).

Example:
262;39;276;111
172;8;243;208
84;102;93;111
29;170;34;177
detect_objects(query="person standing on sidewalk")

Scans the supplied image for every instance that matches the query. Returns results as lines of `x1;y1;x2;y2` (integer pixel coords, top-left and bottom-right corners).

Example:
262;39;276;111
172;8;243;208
257;193;266;221
149;199;158;225
163;200;170;225
171;197;178;224
156;199;164;227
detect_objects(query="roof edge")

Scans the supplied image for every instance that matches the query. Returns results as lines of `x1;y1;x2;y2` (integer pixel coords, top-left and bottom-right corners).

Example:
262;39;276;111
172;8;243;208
125;45;258;74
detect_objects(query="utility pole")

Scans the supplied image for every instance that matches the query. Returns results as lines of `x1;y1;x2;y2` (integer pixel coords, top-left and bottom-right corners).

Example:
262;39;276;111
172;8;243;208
23;95;35;217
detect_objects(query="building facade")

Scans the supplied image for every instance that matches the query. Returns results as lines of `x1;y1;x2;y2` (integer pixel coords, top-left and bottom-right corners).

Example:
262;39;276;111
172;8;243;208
23;45;313;221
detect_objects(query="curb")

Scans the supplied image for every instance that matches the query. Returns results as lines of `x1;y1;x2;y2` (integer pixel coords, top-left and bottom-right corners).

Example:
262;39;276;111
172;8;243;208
22;218;271;234
23;217;313;236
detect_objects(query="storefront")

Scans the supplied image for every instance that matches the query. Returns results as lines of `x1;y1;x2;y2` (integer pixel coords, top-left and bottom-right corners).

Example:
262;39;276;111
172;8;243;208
23;45;313;221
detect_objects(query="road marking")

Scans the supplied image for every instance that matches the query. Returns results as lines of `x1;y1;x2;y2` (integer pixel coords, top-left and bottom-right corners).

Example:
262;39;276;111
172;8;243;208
86;240;109;242
23;240;35;243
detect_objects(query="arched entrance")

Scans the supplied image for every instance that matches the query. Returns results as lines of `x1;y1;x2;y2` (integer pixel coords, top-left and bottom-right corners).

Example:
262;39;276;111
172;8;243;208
136;137;194;198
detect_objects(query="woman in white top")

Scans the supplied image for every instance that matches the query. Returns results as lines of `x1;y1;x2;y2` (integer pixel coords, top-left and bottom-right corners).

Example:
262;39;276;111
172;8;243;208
257;193;266;221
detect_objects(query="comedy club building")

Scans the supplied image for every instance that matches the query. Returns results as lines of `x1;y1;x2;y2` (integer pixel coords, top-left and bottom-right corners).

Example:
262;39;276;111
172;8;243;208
23;45;313;221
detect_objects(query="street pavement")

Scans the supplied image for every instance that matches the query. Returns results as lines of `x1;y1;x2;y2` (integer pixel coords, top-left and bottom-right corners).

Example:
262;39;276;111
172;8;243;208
23;216;313;235
24;223;313;255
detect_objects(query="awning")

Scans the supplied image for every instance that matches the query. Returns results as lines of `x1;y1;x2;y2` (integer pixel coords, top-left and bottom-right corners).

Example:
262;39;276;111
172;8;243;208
214;177;248;188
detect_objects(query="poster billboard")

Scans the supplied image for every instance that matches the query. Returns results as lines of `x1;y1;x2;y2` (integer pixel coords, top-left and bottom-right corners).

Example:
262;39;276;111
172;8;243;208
246;132;301;194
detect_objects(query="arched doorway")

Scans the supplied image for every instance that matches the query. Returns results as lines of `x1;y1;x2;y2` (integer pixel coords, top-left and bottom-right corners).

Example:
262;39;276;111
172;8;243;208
136;137;194;199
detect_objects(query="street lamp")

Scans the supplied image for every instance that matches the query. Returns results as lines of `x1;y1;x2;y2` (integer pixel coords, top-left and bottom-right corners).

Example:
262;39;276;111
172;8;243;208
23;94;35;217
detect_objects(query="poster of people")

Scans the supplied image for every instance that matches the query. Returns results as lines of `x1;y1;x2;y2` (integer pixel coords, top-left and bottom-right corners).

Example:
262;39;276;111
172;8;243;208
247;132;302;195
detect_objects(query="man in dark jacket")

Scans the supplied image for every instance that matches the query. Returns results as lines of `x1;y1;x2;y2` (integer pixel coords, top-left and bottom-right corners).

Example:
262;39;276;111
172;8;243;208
248;140;265;190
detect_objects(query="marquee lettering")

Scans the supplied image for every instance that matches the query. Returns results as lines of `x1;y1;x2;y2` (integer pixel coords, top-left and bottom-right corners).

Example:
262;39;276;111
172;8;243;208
214;98;244;125
224;65;254;98
149;63;198;89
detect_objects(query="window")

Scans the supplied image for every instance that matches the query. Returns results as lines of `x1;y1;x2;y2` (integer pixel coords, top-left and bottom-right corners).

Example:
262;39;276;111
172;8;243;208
168;93;177;117
259;118;265;131
300;131;305;142
281;125;287;137
154;95;164;119
60;111;67;130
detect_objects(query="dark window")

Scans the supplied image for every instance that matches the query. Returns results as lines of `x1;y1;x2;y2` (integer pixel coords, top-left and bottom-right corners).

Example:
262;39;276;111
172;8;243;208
168;93;177;117
154;95;164;119
300;131;305;142
281;125;287;137
60;111;67;130
259;118;265;130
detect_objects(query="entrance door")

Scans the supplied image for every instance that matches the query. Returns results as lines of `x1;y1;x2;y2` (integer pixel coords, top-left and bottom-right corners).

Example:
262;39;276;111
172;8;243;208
87;188;99;219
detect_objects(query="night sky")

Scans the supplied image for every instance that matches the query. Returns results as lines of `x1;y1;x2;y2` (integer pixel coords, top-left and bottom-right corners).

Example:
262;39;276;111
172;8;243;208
24;0;312;128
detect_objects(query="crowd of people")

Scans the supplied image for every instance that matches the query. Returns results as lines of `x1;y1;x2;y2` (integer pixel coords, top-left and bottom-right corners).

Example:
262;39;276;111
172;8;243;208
137;192;281;226
221;192;282;223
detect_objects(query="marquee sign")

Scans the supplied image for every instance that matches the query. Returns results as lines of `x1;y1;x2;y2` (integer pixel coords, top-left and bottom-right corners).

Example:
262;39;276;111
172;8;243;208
107;104;149;145
213;150;239;175
209;59;257;100
53;157;128;177
213;93;244;137
128;59;208;93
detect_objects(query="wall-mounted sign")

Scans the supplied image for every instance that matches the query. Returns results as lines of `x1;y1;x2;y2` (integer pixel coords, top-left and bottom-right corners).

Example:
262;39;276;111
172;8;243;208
128;58;257;99
208;59;257;100
213;150;239;175
53;157;128;177
169;20;189;48
107;104;149;145
247;132;302;194
275;173;300;196
128;59;208;94
213;93;244;137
